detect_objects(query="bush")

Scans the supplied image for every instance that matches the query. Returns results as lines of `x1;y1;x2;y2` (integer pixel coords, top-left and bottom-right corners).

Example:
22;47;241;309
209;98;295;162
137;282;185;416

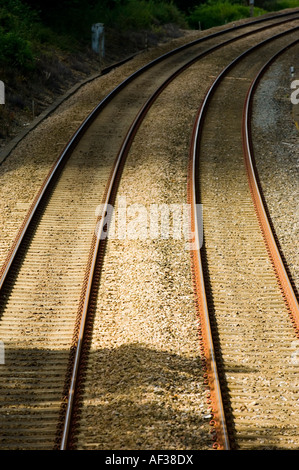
270;0;299;9
187;0;266;30
0;0;76;69
95;0;187;32
0;29;34;69
255;0;299;9
0;0;38;69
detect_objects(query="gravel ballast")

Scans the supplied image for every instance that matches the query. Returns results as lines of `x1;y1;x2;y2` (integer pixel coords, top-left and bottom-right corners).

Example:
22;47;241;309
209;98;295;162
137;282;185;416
251;45;299;292
0;15;297;451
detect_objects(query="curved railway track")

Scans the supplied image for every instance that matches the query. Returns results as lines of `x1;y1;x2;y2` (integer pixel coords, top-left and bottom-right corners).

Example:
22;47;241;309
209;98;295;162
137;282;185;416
189;33;299;449
0;10;298;450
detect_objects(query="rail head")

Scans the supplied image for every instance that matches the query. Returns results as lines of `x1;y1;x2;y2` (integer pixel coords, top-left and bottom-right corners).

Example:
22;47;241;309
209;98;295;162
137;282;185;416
60;22;299;452
188;107;230;450
1;11;298;293
1;11;298;450
242;38;299;330
57;15;299;451
188;26;299;451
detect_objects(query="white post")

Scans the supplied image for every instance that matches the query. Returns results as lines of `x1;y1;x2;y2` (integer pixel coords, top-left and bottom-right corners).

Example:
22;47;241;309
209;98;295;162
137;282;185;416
91;23;105;59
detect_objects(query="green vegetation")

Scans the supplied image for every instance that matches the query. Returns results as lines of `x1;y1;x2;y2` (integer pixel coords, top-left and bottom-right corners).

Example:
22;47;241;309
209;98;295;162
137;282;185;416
255;0;299;10
1;0;297;138
1;0;298;72
0;0;77;71
21;0;187;41
0;0;187;71
187;1;266;30
104;0;187;31
0;0;36;70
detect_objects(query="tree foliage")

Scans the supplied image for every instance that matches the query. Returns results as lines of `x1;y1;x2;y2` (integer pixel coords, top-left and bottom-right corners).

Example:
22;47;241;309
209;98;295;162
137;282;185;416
20;0;299;35
2;0;297;70
187;1;266;30
0;0;37;69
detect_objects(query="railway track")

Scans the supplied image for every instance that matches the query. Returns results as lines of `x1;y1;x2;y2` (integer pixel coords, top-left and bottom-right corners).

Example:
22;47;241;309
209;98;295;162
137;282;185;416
189;32;299;449
0;10;298;450
70;19;298;450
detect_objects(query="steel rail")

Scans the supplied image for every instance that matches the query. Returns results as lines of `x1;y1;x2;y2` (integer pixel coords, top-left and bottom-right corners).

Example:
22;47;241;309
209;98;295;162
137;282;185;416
243;39;299;331
58;20;299;450
188;26;299;450
0;11;296;450
6;11;296;166
1;11;298;292
188;109;230;450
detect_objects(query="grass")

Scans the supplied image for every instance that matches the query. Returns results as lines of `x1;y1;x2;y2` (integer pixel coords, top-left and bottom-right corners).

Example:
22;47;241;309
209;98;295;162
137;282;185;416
104;0;187;31
0;0;80;72
261;0;299;10
187;0;267;30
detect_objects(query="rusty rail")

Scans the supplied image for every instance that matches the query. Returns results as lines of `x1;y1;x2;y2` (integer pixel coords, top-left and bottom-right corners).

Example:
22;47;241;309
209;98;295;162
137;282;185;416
188;27;299;450
59;20;299;450
2;11;297;292
1;12;298;293
243;39;299;331
0;11;297;451
188;108;230;450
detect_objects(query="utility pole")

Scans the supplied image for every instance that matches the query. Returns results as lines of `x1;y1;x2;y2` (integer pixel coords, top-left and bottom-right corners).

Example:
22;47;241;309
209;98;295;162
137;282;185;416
249;0;254;17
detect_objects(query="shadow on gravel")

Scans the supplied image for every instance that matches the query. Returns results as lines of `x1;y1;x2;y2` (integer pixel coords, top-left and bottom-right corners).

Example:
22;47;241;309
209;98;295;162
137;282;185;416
70;342;214;450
